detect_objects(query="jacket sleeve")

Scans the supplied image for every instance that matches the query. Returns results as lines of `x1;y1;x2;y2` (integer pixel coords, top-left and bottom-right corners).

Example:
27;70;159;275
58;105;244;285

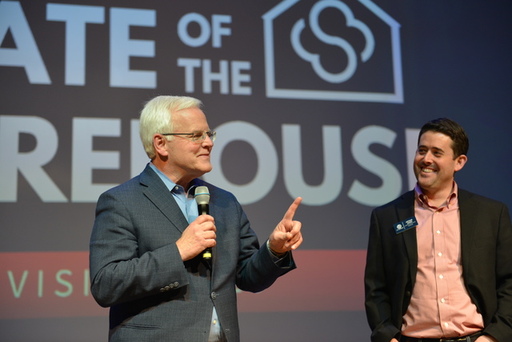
215;190;296;293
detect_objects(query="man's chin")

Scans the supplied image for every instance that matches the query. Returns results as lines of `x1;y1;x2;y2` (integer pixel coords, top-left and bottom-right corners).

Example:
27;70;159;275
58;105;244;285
417;178;434;190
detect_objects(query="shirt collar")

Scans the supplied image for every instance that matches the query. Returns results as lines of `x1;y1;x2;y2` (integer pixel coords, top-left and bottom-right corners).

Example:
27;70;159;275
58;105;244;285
148;162;199;196
414;182;458;209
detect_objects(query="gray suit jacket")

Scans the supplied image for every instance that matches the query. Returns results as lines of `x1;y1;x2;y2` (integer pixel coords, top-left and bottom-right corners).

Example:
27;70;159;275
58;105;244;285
364;189;512;342
90;164;296;341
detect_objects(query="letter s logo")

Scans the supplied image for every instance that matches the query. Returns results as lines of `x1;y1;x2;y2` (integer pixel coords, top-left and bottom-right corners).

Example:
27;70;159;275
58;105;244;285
291;0;375;83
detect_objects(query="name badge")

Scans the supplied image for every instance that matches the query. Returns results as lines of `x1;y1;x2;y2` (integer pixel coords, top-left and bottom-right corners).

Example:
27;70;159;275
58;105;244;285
393;217;418;234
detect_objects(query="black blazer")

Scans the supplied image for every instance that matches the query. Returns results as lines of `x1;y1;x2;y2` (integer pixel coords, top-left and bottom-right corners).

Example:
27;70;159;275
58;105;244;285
364;189;512;342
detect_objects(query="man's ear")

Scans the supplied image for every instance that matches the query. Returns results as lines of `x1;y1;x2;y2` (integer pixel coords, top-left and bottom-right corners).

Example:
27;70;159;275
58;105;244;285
153;134;169;157
454;154;468;172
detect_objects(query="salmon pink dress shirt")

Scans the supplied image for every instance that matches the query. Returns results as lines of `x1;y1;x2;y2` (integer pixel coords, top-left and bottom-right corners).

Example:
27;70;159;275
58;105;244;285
401;183;484;338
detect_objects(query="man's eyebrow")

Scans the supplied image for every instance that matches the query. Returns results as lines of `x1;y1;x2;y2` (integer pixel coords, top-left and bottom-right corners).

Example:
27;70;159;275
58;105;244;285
418;145;445;152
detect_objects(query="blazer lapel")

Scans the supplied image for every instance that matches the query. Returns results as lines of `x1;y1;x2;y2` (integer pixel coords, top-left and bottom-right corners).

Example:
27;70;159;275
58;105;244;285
458;189;475;271
139;165;189;233
396;191;418;283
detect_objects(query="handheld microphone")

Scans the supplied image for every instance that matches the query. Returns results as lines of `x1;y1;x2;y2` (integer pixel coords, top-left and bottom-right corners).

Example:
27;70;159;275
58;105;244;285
194;186;212;260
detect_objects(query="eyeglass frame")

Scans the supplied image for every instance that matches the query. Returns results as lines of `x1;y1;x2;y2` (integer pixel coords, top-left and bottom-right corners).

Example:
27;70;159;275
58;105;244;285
160;130;216;142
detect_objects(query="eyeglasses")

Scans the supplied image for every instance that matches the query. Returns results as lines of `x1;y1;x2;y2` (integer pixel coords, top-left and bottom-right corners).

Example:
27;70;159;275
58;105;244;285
161;130;216;142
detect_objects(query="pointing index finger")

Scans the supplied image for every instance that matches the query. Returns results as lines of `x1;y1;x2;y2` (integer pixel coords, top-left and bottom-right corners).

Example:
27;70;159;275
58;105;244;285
283;197;302;221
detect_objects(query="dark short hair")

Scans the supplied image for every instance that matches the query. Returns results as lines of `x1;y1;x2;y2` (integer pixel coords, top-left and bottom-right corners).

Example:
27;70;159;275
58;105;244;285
418;118;469;158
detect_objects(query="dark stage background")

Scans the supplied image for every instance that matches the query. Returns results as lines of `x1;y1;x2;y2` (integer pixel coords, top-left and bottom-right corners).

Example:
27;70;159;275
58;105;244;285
1;1;511;341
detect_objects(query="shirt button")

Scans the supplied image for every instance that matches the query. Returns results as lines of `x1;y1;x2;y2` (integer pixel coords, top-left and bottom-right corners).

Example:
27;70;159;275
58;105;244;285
439;274;444;279
438;252;443;257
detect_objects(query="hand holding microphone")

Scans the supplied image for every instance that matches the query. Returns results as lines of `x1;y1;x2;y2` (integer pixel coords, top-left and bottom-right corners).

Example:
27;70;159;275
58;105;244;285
194;186;212;260
175;186;216;261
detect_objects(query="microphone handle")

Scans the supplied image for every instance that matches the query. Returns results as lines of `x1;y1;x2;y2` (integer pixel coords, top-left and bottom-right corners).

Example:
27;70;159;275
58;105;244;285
203;248;212;260
198;203;209;216
198;204;212;259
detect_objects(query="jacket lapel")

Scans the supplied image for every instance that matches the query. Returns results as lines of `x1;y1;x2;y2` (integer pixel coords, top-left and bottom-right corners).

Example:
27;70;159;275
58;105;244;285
396;191;418;284
458;189;475;271
139;164;189;233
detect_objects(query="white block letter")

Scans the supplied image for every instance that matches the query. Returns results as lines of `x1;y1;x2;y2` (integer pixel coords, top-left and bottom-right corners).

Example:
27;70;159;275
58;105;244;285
0;115;67;202
0;1;50;84
282;124;342;206
110;8;156;88
203;121;278;204
71;118;120;202
348;125;402;206
47;3;105;86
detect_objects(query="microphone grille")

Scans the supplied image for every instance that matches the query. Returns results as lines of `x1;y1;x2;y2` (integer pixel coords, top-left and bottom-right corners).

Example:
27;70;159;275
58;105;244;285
194;186;210;205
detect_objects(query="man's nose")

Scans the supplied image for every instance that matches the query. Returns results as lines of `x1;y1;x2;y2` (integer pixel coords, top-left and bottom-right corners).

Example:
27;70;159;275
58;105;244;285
203;135;214;146
422;151;434;163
